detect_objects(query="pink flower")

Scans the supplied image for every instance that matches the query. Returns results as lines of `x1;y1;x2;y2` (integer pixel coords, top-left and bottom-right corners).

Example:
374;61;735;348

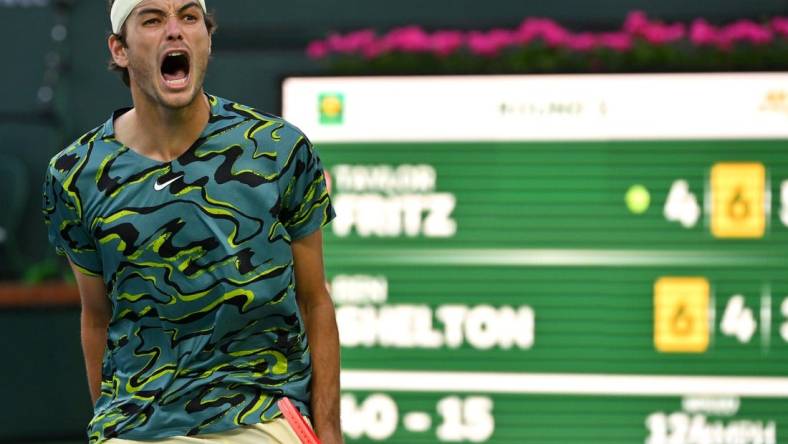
345;29;377;50
662;23;686;42
430;30;465;57
326;29;376;54
361;40;390;59
542;24;569;46
690;19;719;46
565;33;596;51
772;17;788;36
623;10;685;44
624;10;650;35
641;23;686;44
489;28;516;47
514;18;541;43
306;12;785;63
469;29;514;56
306;40;329;59
384;26;432;52
719;20;773;47
539;19;569;46
598;32;632;51
326;33;347;53
515;18;568;46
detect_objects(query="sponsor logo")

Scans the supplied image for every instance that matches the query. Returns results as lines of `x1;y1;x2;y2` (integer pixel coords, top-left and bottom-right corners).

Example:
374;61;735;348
759;90;788;115
319;93;345;125
154;175;183;191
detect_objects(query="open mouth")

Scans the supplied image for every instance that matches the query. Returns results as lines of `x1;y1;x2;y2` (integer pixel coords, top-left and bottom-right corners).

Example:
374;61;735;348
160;51;190;88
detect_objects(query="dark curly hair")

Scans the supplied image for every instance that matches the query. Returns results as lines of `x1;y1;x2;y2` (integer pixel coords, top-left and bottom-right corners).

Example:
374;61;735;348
107;0;217;87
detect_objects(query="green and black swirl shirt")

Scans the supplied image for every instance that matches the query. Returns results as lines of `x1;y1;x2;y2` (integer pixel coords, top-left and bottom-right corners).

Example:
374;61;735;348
42;94;335;443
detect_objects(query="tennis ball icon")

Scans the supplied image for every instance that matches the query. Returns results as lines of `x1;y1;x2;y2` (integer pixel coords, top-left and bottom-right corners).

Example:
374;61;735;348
626;184;650;214
320;95;343;118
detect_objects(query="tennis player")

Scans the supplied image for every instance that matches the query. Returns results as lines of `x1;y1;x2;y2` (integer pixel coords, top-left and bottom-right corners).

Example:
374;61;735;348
42;0;341;442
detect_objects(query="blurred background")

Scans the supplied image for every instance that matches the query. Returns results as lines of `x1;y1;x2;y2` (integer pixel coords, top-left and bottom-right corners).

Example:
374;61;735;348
3;1;788;443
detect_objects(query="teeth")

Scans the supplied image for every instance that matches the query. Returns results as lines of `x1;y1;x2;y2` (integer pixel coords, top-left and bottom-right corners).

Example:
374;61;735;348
165;77;188;87
169;51;184;57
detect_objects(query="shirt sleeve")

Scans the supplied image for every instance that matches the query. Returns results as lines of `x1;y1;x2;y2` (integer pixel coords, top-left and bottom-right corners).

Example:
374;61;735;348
42;167;103;276
277;134;336;240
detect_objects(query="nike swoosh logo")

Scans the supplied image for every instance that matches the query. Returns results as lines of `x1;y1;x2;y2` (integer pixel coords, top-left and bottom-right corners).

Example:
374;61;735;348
154;175;183;191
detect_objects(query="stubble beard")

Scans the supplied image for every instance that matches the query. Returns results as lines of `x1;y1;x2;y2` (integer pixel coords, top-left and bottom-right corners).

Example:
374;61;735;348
128;56;209;111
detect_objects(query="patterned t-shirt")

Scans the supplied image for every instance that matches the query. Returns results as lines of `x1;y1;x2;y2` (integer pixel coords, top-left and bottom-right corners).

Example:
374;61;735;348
42;94;335;443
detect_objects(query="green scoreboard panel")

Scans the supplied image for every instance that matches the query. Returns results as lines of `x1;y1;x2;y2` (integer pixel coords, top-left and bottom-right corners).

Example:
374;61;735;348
283;74;788;444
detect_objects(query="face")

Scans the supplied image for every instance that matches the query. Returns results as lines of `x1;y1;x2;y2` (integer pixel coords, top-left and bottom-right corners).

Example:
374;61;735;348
109;0;211;110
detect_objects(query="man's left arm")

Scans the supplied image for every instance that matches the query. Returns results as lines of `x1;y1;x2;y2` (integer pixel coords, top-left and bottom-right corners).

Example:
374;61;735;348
292;229;343;444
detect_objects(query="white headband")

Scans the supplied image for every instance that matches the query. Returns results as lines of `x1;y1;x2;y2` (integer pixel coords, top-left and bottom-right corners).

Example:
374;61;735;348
111;0;207;34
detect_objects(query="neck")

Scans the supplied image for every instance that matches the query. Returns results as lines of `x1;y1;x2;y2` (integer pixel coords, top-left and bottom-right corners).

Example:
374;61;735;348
116;87;210;163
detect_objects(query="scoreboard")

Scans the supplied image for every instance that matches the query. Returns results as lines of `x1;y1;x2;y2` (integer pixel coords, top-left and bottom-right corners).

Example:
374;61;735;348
282;74;788;444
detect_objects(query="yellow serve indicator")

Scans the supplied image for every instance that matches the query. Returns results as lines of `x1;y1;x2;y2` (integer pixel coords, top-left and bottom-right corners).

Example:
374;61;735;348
710;162;766;239
654;277;710;353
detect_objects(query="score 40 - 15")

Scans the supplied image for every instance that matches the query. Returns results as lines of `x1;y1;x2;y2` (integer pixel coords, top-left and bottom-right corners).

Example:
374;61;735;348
341;393;494;442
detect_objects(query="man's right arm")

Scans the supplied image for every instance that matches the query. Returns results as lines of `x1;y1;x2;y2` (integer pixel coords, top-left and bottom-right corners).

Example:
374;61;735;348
68;260;111;405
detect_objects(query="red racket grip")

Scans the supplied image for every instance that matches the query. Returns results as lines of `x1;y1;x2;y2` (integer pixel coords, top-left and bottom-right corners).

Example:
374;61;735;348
277;397;322;444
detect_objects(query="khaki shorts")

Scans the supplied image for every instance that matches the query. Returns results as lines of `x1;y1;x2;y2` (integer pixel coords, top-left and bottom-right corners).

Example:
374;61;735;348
104;418;305;444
